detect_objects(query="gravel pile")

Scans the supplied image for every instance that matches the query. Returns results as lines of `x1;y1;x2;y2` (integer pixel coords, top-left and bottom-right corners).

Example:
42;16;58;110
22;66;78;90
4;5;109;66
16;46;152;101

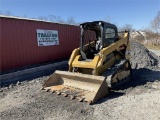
0;42;160;120
130;42;160;69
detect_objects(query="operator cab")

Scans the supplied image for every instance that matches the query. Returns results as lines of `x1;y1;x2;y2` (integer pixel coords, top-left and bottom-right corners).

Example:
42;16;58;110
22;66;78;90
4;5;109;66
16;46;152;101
80;21;118;60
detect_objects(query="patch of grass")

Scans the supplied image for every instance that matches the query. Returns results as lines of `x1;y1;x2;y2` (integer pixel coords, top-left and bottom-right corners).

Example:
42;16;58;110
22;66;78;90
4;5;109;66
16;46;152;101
144;44;160;50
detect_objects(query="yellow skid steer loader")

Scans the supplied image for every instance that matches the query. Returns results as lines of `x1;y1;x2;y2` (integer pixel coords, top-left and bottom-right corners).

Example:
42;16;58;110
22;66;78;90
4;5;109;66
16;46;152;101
42;21;131;104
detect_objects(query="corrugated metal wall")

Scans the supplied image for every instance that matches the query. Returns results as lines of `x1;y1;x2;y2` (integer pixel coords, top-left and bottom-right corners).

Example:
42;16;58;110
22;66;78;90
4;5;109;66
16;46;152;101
0;17;80;71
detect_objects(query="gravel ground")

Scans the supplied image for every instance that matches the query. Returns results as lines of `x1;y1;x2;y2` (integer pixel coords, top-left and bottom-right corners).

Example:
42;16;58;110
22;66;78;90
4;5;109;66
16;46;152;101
0;42;160;120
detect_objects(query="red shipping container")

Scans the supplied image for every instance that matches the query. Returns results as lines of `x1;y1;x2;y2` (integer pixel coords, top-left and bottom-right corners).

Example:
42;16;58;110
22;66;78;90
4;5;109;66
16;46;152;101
0;16;81;71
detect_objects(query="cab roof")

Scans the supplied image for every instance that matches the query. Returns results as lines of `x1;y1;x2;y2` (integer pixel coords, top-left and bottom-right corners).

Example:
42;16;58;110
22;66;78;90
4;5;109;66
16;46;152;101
80;21;117;29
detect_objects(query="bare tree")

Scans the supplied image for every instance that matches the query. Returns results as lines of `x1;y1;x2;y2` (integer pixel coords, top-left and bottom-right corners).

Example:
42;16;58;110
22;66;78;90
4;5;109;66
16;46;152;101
56;16;65;23
48;15;57;22
0;10;12;16
122;24;133;31
150;10;160;45
67;17;76;25
5;10;12;15
37;15;65;23
37;16;48;20
151;11;160;32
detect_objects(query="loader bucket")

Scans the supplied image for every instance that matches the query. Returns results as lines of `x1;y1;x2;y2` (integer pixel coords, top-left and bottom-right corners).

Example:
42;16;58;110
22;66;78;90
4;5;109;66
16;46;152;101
42;70;109;104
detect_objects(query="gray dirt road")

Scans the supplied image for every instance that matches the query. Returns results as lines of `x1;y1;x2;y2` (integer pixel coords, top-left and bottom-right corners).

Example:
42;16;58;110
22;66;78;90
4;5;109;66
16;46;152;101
0;42;160;120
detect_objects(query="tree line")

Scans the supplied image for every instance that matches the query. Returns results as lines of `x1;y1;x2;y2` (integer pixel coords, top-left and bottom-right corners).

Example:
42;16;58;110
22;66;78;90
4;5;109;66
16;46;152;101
146;10;160;46
0;10;77;25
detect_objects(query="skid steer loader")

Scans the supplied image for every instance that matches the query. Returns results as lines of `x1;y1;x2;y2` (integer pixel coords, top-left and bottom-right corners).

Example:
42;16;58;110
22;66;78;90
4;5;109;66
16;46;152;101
42;21;131;104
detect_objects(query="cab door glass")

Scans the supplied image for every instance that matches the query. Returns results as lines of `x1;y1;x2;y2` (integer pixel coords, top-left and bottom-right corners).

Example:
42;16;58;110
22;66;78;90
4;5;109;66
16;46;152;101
105;28;116;45
105;28;115;39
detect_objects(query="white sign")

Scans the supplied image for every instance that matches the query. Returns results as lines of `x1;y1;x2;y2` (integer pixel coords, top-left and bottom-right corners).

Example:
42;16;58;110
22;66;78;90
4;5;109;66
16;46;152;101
36;29;59;46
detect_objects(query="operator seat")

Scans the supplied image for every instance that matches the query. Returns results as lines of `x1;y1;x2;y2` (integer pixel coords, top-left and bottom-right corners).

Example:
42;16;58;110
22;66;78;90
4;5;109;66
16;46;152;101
95;38;102;53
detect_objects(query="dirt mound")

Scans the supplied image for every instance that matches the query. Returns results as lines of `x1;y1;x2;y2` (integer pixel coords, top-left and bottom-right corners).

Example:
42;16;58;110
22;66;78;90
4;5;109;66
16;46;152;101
130;42;160;69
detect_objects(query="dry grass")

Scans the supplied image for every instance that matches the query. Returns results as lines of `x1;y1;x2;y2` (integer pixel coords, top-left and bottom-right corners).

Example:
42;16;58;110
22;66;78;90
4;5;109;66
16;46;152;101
145;44;160;50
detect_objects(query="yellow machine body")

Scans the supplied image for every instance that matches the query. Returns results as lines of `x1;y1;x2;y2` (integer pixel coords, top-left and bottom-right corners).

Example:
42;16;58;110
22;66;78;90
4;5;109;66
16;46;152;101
42;21;131;104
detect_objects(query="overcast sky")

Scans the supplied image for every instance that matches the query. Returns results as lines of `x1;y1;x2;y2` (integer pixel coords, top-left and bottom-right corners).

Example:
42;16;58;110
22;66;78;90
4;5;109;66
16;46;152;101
0;0;159;30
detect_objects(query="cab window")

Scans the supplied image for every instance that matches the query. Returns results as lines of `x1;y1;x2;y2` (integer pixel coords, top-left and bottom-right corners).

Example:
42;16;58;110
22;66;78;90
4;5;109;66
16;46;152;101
105;28;115;39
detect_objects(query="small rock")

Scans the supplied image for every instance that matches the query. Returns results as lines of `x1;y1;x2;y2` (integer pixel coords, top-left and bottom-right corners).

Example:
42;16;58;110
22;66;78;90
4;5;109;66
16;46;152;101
9;84;13;89
16;81;21;85
152;85;158;89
